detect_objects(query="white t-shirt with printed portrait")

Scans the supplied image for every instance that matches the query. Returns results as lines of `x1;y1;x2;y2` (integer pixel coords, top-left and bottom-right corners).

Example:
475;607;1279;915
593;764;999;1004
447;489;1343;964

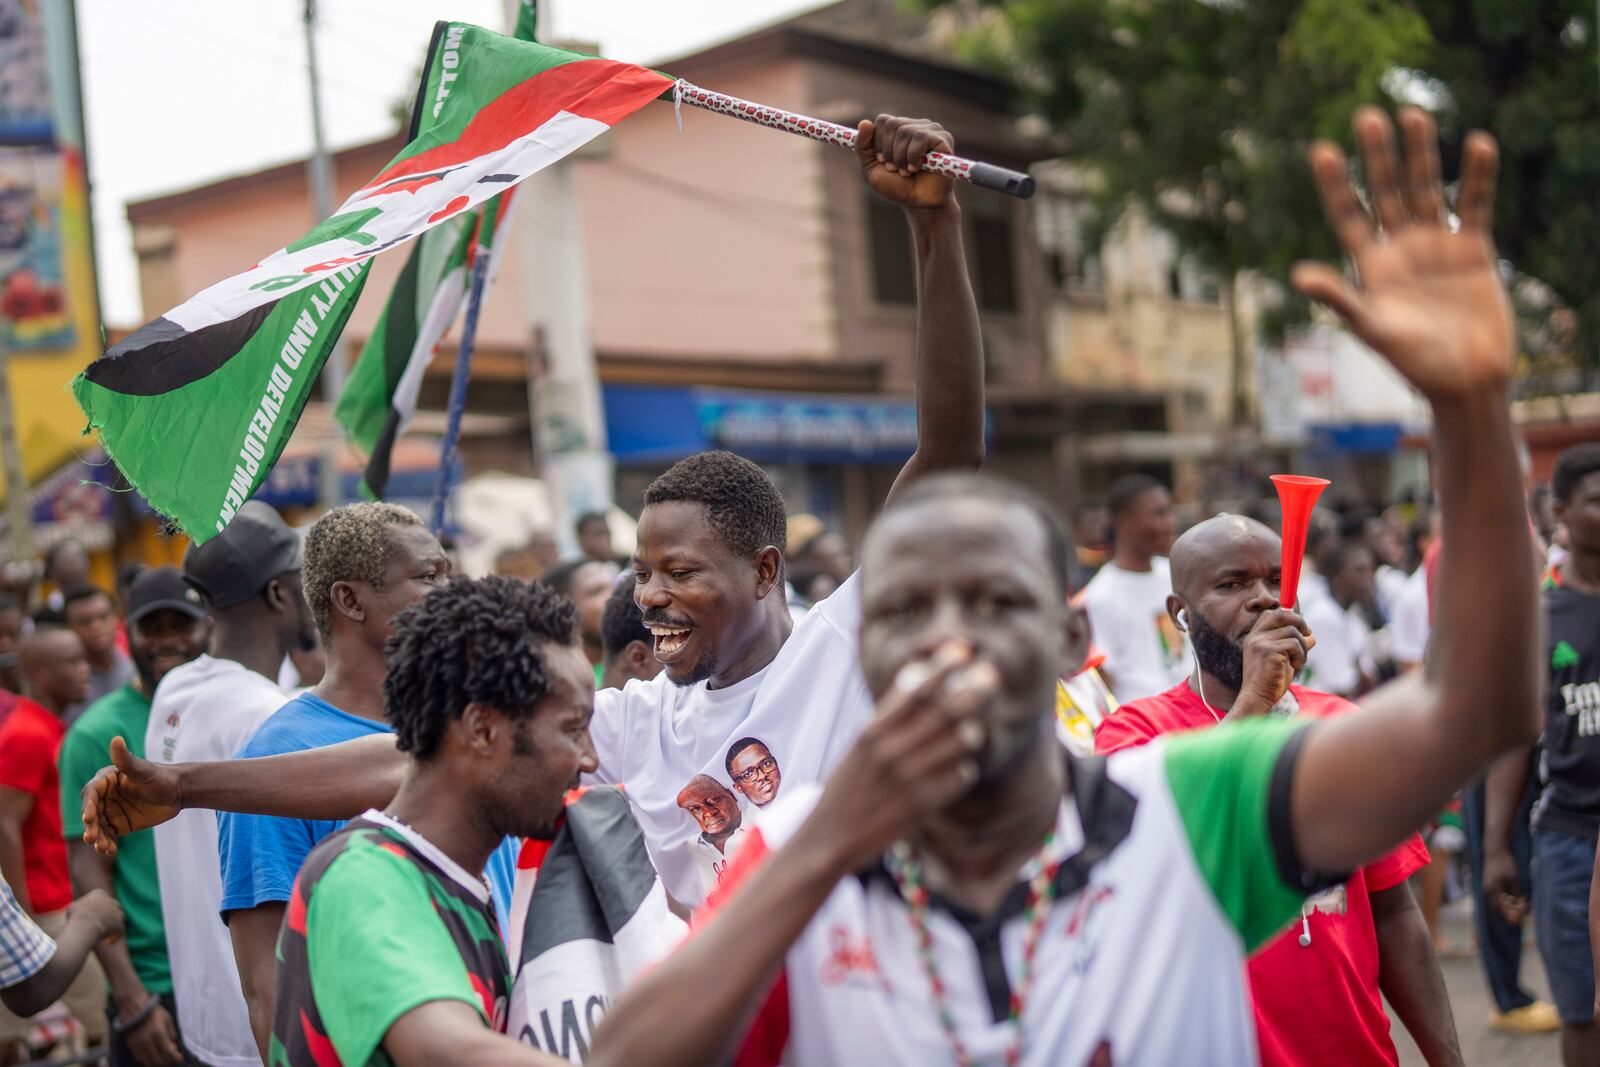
586;573;876;906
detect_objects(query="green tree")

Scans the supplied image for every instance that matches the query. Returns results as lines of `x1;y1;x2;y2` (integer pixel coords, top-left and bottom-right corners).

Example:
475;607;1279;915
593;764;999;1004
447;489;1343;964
946;0;1600;401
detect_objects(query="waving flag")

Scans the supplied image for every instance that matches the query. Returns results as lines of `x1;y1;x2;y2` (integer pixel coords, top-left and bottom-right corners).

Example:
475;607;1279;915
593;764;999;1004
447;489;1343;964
74;21;671;539
508;787;685;1062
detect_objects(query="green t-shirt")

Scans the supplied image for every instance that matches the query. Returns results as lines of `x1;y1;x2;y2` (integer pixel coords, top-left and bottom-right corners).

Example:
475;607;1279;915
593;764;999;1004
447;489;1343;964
270;815;510;1067
58;683;172;996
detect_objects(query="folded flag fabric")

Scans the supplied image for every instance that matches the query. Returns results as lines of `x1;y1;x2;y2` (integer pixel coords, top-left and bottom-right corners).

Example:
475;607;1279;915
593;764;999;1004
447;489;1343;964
508;786;686;1063
74;22;671;540
335;189;508;501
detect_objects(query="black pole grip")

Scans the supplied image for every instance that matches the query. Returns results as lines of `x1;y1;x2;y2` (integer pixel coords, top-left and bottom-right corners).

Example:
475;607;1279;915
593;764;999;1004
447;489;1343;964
967;161;1035;200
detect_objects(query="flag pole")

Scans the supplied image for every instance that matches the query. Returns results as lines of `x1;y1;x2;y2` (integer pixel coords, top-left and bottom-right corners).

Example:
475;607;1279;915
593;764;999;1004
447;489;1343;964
430;245;491;534
670;80;1036;200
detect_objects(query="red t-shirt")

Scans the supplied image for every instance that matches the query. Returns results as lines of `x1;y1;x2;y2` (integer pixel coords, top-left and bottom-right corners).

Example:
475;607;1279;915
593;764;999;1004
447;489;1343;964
1096;683;1430;1067
0;694;72;914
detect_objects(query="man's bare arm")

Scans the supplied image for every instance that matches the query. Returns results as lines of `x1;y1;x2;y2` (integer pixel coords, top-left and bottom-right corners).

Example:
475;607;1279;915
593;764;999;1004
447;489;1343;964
853;116;985;506
83;735;403;856
230;904;285;1062
1372;883;1463;1067
0;788;35;914
383;1000;565;1067
1288;108;1540;873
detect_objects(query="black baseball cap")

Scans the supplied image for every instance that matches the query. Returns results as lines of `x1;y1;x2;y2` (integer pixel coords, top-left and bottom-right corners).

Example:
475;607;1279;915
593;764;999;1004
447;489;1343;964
125;565;208;625
184;501;303;610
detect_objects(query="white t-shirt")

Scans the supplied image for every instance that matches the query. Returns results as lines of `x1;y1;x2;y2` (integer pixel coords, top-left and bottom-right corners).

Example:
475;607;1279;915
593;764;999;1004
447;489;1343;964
587;573;874;905
1302;599;1371;697
1389;567;1431;666
1079;559;1187;702
710;717;1318;1066
1374;564;1409;624
147;655;288;1067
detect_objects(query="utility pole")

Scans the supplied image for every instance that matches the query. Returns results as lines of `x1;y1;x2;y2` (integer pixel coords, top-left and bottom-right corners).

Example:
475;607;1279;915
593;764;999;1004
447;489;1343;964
305;0;348;510
0;333;34;563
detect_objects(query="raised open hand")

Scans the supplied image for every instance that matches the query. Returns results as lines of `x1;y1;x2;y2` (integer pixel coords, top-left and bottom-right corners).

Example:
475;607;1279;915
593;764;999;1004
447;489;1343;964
1291;107;1514;400
81;736;181;857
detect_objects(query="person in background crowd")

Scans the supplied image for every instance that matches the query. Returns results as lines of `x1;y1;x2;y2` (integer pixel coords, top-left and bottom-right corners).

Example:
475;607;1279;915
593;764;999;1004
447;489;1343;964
147;501;307;1067
1363;514;1410;622
589;104;1534;1067
62;586;136;722
598;579;662;691
1301;541;1378;698
1071;502;1111;584
786;514;851;606
1078;473;1183;701
0;595;22;693
41;542;91;613
1097;513;1460;1067
0;872;123;1063
115;563;146;658
576;510;617;564
1530;485;1557;554
59;567;211;1067
1487;442;1600;1066
495;531;561;582
1054;647;1117;758
1390;507;1438;672
1297;514;1339;617
0;628;104;1054
541;558;622;683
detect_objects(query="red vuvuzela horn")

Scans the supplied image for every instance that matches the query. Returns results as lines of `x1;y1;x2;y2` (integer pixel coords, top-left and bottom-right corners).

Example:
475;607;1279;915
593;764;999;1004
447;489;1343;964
1271;475;1331;611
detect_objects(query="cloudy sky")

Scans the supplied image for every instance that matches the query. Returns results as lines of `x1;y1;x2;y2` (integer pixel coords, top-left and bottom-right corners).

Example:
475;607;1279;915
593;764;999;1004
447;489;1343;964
76;0;824;326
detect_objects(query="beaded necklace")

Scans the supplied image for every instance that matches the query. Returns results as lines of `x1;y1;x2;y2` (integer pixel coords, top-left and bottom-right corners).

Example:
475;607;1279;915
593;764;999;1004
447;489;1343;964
885;831;1062;1067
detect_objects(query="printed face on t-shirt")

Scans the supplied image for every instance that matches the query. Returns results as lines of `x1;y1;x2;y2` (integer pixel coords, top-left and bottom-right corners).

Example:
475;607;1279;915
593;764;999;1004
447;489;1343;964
676;774;742;839
728;741;781;806
858;495;1081;786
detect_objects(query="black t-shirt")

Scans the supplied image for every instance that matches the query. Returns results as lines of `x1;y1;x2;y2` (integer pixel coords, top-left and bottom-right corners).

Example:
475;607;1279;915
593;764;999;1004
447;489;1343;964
1534;583;1600;838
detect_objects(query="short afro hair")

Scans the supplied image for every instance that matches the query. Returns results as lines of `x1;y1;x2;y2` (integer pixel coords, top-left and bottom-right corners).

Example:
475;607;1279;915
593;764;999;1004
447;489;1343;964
1106;474;1166;519
575;510;610;537
643;451;787;560
540;557;612;599
881;473;1076;596
303;502;426;640
383;576;578;761
725;736;770;777
1553;443;1600;504
600;578;649;661
61;585;112;614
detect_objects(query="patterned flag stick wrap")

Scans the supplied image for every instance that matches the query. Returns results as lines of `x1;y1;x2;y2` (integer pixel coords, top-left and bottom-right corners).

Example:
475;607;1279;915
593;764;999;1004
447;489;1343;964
672;79;1036;200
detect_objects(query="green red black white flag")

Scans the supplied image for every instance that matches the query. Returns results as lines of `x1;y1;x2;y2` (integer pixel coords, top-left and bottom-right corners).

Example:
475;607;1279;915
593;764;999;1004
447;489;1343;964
73;22;670;540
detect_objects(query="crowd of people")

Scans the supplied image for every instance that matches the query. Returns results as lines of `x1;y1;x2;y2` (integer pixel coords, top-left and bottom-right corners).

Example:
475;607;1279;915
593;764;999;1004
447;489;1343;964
0;106;1589;1067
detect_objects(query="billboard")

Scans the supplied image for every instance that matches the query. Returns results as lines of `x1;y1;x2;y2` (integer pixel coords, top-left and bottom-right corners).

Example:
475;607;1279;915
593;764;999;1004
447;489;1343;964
0;0;104;506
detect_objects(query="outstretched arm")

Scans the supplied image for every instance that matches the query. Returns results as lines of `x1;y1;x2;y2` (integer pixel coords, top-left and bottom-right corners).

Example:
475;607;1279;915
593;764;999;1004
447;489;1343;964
855;116;985;506
1287;107;1540;873
82;734;403;856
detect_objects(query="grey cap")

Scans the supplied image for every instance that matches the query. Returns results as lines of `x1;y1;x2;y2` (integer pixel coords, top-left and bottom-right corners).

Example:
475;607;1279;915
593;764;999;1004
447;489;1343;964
183;501;302;610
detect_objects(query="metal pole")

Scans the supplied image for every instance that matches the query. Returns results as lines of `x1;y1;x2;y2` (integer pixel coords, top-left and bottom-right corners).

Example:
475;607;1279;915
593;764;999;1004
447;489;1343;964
431;248;492;533
0;334;35;563
305;0;348;510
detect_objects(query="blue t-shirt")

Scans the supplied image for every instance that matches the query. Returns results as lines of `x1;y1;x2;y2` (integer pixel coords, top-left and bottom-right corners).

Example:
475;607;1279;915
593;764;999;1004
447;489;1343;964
217;692;520;933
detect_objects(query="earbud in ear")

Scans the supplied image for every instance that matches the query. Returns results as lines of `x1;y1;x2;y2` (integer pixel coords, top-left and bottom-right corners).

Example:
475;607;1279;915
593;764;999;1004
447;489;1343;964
1176;609;1189;631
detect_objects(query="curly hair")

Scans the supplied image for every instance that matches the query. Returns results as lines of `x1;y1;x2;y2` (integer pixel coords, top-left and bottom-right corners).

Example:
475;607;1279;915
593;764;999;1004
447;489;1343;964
600;578;648;661
643;450;787;559
383;575;578;761
303;502;425;639
1553;442;1600;504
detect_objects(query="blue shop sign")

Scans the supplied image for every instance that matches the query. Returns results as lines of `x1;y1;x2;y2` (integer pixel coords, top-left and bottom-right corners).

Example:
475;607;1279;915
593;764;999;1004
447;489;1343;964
604;385;987;464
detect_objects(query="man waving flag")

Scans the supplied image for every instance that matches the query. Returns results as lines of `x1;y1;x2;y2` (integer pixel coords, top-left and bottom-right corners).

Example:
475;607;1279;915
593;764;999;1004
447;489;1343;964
75;20;670;539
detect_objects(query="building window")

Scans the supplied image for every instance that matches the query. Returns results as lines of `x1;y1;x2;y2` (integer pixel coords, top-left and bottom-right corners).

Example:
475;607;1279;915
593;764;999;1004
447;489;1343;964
866;195;916;306
972;209;1017;313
